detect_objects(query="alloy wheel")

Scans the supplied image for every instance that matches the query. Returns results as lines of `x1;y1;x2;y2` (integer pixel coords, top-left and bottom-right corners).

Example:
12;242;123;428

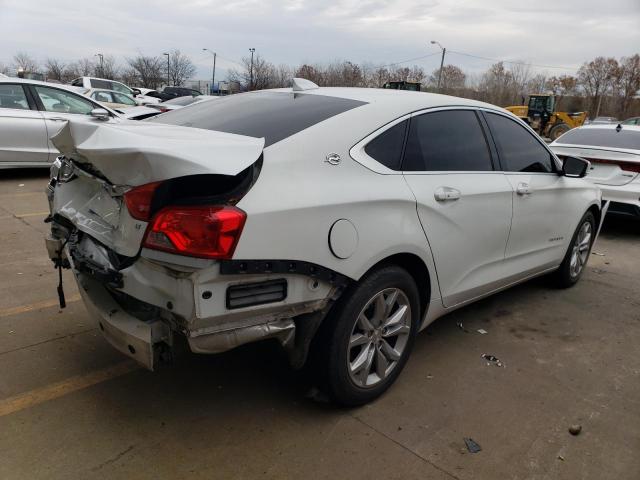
569;221;592;278
347;288;411;388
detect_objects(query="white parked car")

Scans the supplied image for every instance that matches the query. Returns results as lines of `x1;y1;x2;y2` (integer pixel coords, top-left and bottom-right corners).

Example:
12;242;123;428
120;95;220;120
45;80;602;405
84;88;138;111
70;77;160;105
0;77;118;168
551;124;640;217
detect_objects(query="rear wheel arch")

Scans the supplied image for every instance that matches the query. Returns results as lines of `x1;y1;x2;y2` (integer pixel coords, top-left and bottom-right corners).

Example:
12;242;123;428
359;253;431;320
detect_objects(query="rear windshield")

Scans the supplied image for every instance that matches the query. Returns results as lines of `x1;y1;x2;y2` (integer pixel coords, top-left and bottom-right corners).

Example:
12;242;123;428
148;91;367;146
557;128;640;150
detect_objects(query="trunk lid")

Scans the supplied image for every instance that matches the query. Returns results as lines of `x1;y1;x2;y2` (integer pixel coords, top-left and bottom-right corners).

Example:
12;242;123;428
551;145;640;186
49;119;264;257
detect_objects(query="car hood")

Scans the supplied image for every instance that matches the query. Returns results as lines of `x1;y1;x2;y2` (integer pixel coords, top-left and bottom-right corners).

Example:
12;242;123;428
50;119;265;186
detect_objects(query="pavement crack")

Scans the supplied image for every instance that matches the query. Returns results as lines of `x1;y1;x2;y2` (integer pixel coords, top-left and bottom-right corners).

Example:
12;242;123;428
0;328;97;356
350;414;463;480
90;445;135;472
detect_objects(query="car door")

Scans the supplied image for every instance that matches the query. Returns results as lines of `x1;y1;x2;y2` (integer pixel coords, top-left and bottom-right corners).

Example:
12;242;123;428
401;109;514;307
29;85;100;162
0;83;49;165
483;111;584;275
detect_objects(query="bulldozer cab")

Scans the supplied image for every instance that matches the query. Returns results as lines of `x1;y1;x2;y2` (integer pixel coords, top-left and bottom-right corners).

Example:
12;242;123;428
527;95;555;116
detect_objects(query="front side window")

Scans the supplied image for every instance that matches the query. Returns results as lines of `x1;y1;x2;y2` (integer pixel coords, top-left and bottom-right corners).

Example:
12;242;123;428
485;113;554;173
92;91;112;103
34;86;95;115
0;84;29;110
364;120;408;170
403;110;493;171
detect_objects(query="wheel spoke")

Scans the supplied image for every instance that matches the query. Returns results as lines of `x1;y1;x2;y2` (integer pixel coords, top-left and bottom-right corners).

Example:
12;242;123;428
372;294;387;326
357;313;375;333
380;339;401;361
383;290;399;318
350;333;369;348
382;304;408;330
375;345;389;379
350;341;373;375
383;323;410;338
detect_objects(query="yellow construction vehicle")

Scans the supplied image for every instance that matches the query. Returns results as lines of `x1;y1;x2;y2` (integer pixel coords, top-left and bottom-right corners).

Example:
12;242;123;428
506;94;588;141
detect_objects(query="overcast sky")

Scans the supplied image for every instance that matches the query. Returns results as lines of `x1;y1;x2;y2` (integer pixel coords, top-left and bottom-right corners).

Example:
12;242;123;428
1;0;639;80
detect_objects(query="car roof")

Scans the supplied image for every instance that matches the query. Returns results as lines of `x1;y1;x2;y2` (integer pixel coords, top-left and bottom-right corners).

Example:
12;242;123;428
0;77;84;92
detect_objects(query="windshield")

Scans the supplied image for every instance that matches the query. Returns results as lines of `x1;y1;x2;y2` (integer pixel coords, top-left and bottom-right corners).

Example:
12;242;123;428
556;128;640;150
148;91;367;147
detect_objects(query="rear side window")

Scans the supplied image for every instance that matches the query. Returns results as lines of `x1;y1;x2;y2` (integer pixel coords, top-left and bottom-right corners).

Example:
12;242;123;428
0;84;29;110
485;113;554;173
403;110;493;171
90;79;113;90
364;120;408;170
150;91;367;147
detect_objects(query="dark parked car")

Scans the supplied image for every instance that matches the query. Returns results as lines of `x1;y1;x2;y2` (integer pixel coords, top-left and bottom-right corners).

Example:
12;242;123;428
154;86;203;101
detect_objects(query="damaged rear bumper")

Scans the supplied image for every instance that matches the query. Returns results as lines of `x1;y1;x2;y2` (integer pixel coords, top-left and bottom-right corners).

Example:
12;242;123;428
77;273;171;370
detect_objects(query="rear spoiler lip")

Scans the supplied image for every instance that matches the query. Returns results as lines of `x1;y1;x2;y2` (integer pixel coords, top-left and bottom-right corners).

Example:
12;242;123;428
51;119;265;186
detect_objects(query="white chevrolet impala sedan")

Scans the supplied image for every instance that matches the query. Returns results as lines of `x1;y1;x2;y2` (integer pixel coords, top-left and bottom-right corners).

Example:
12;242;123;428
45;79;602;405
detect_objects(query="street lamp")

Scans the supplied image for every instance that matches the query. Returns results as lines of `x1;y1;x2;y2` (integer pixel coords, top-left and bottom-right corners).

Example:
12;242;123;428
249;48;255;91
95;53;104;77
163;52;170;87
430;40;446;92
203;48;217;95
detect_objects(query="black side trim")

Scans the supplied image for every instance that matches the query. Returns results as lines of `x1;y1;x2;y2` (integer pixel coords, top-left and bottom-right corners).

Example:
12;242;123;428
219;259;350;286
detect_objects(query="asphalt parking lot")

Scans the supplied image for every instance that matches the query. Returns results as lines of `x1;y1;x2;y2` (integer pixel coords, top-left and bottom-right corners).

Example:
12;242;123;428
1;170;639;480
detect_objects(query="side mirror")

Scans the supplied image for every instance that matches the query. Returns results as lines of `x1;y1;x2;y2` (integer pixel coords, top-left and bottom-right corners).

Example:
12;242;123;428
90;108;110;121
131;88;141;97
562;156;590;178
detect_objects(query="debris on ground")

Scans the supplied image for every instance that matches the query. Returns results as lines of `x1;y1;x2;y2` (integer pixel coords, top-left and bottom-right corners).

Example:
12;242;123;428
18;183;24;187
558;455;565;461
456;320;469;333
592;268;605;274
426;374;434;379
592;252;605;256
482;353;504;367
569;424;582;436
464;437;482;453
477;328;488;335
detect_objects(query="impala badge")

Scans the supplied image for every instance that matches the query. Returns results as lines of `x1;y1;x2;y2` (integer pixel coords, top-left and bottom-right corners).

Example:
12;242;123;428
325;153;341;165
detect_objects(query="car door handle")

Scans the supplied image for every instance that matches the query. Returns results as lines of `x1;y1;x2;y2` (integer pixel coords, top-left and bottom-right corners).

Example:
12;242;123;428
434;187;461;202
49;117;67;122
516;182;532;195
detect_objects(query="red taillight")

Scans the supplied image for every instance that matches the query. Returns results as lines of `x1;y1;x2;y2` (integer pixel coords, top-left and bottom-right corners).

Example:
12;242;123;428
143;205;246;259
124;182;162;221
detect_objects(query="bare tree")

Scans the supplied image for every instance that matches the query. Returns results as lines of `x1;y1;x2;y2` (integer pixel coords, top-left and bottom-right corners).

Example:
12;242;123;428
126;55;164;88
295;64;324;85
95;55;120;80
13;52;39;73
167;50;196;86
546;75;577;110
429;65;466;92
616;54;640;118
577;56;619;117
45;58;66;81
228;54;277;90
0;63;9;75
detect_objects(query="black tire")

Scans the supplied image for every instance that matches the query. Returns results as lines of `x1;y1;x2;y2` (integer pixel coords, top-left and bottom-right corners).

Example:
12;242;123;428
549;122;570;141
314;265;420;406
552;211;596;288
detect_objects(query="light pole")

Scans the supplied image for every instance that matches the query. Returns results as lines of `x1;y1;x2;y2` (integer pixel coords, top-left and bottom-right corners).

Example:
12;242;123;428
203;48;217;94
95;53;104;77
430;40;446;92
163;52;170;87
249;48;255;91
